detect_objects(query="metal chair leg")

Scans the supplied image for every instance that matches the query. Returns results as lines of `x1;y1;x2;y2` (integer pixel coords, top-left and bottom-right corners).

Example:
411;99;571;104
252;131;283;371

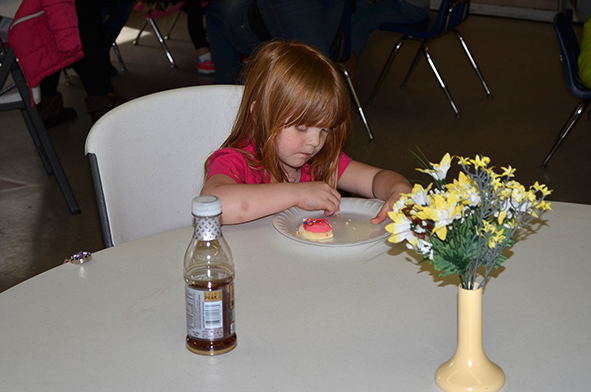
422;45;461;118
454;30;492;99
400;43;423;90
366;36;408;106
133;19;148;45
164;10;182;40
147;17;176;68
335;63;374;142
112;42;127;73
541;99;589;168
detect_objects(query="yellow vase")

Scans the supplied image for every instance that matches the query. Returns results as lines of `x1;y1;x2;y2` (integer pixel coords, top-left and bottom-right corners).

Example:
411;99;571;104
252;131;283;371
435;285;505;392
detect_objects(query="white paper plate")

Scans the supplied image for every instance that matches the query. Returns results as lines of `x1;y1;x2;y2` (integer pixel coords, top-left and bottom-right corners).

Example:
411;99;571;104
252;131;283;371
272;198;391;247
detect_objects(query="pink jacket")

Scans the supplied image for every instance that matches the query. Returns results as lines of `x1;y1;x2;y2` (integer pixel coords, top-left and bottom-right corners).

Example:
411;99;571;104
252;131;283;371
7;0;83;88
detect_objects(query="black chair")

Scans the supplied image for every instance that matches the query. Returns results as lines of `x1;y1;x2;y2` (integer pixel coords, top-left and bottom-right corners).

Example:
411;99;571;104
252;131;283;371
0;36;80;214
541;12;591;168
331;0;374;141
366;0;491;118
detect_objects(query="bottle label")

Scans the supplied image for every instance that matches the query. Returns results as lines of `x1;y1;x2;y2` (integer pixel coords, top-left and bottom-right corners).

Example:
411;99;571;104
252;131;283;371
186;283;234;340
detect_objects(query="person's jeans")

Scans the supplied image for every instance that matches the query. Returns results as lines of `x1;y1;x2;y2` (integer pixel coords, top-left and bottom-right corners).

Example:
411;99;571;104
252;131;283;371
41;0;113;97
206;0;262;84
181;2;208;50
256;0;345;57
101;1;133;46
351;0;429;56
206;0;346;84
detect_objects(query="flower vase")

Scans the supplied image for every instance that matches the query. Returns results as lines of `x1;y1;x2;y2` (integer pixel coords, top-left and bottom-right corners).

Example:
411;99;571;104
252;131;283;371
435;285;505;392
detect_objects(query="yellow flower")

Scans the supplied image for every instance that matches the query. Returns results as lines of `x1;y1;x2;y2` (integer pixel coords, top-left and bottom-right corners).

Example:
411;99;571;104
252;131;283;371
457;156;471;166
447;172;480;207
509;182;527;203
531;181;553;197
417;192;462;241
470;155;491;169
480;220;496;235
538;200;553;211
497;210;507;224
500;166;516;178
386;211;415;244
488;230;506;248
481;221;506;248
408;183;431;206
490;176;504;191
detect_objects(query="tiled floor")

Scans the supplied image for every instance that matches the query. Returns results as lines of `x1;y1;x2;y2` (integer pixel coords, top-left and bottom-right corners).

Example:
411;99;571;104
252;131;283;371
1;12;590;293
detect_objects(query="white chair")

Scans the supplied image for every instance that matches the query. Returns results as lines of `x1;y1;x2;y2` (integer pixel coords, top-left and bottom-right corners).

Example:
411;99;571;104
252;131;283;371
85;84;244;248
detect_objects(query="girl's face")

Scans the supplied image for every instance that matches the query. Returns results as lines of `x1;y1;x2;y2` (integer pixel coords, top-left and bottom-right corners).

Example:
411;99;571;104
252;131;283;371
276;124;330;172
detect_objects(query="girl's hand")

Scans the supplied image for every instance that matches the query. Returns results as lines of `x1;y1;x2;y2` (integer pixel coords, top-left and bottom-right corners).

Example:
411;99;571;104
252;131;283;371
371;193;401;225
338;161;411;225
294;182;342;216
370;180;411;224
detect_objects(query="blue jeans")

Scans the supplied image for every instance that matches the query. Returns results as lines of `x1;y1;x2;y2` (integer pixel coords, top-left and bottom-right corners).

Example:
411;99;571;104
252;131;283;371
206;0;260;84
206;0;346;84
257;0;345;56
101;2;133;45
351;0;429;56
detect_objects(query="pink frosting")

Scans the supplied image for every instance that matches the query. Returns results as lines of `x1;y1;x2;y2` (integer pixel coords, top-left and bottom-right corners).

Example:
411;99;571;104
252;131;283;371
302;218;332;233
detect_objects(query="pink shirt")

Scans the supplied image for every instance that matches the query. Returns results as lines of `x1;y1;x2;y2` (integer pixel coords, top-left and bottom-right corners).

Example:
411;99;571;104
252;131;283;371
207;140;352;184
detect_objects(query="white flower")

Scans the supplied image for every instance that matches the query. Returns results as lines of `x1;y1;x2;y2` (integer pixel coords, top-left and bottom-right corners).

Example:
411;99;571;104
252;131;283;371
417;153;451;181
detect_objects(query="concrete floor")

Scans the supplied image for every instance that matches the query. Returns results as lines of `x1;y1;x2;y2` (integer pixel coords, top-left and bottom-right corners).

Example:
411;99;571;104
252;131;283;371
1;12;590;293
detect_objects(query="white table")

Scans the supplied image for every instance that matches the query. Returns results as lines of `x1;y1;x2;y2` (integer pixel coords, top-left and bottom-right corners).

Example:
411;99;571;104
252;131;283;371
1;201;590;391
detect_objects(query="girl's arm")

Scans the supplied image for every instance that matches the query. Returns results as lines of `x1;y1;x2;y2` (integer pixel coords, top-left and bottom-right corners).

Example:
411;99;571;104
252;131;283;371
201;174;342;224
337;160;412;224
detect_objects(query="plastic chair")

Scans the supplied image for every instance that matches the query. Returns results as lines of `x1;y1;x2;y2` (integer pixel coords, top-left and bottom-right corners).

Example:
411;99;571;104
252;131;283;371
332;0;374;141
0;35;80;214
366;0;491;118
85;85;243;248
541;13;591;168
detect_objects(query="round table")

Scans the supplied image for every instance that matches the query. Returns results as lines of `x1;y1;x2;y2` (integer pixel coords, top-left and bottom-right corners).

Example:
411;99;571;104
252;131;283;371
1;201;590;391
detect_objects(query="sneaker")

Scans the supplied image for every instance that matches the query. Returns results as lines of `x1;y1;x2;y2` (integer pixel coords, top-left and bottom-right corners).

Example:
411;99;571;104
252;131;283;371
198;58;215;74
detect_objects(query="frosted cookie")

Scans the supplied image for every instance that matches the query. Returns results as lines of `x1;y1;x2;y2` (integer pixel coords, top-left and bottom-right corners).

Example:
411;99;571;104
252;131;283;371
298;218;333;242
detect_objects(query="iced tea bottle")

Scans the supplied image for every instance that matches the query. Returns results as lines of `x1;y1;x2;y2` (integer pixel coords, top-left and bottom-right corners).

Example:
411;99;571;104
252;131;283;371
184;195;236;355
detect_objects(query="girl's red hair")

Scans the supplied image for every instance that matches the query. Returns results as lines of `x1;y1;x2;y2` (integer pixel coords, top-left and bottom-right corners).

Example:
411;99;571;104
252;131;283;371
206;40;351;187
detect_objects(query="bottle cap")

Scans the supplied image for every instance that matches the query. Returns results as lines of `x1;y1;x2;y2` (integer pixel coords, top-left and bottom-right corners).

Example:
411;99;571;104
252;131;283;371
192;195;222;217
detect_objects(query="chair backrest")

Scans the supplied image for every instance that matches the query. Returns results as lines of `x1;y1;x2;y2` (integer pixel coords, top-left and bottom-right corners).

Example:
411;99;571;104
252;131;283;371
553;12;589;97
434;0;470;35
85;84;244;248
330;0;353;62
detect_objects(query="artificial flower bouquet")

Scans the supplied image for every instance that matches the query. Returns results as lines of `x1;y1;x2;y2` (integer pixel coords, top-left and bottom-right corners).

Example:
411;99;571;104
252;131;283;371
386;153;552;290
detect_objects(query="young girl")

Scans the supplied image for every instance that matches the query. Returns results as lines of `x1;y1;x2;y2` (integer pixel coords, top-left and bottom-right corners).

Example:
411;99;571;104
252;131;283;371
201;40;411;225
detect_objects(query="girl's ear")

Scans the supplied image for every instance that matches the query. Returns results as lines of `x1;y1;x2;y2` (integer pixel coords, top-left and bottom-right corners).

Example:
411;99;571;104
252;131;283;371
250;101;256;113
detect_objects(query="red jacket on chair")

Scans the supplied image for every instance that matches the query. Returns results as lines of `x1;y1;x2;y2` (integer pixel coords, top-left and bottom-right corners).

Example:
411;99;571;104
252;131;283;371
7;0;84;88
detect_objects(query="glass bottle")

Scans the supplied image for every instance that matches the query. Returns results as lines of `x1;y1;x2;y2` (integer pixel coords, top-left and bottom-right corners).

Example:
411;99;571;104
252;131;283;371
184;195;236;355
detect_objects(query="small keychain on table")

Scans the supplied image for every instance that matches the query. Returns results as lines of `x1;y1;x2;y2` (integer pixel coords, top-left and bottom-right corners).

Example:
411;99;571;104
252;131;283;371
64;251;92;264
